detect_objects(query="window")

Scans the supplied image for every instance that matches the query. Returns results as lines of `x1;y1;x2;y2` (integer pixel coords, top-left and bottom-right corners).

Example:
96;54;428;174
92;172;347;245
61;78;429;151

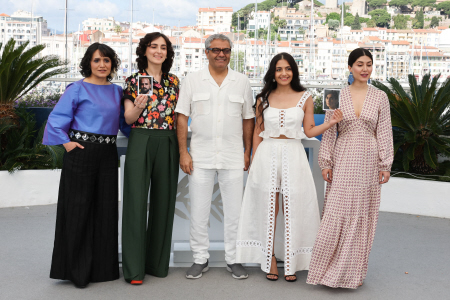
56;44;59;48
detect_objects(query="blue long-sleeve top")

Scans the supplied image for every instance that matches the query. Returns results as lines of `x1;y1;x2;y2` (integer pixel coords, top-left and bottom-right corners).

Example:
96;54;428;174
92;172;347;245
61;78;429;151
43;79;123;145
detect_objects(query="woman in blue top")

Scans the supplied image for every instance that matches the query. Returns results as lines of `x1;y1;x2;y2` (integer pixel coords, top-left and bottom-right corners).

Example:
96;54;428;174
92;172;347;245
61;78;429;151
43;43;122;288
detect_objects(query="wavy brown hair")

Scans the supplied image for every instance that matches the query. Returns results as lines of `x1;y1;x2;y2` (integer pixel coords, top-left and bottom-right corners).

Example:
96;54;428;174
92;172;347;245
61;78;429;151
255;52;306;129
136;32;174;73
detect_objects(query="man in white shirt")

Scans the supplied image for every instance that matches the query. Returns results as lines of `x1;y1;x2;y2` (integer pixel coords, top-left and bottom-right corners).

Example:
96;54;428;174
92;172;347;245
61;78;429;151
176;34;255;279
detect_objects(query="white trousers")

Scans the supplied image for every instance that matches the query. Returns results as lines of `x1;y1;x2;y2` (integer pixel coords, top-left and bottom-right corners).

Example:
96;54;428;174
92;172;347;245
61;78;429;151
189;168;243;265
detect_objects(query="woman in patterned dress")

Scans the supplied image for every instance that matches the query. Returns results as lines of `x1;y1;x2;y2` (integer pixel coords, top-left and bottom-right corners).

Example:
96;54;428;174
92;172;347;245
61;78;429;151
121;32;180;285
306;48;394;289
236;53;343;282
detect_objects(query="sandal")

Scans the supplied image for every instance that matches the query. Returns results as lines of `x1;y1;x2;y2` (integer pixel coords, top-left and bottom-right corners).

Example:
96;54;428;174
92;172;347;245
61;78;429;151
266;255;279;281
284;274;297;282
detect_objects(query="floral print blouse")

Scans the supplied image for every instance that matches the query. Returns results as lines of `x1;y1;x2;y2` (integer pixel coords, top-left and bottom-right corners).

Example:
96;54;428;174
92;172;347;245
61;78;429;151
123;71;179;130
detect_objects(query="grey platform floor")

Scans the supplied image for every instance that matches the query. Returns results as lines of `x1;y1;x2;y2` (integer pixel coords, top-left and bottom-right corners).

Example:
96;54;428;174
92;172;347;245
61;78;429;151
1;205;450;300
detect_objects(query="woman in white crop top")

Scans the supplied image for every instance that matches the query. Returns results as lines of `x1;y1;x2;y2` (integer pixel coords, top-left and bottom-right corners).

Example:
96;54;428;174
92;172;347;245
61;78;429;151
235;53;342;282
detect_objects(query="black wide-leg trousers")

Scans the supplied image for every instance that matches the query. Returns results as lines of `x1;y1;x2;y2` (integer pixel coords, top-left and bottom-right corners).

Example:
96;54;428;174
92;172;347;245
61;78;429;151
50;141;119;286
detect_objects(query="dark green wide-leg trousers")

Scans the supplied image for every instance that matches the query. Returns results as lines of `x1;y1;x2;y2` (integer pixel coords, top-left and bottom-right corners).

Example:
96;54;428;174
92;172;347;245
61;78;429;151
122;128;179;282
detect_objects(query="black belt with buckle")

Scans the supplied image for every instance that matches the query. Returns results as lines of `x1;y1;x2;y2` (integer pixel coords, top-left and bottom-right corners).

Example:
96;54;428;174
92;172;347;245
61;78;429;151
69;129;117;145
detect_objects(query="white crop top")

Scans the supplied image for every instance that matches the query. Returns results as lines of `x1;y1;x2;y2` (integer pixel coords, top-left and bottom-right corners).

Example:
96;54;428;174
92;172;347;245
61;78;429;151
259;91;311;140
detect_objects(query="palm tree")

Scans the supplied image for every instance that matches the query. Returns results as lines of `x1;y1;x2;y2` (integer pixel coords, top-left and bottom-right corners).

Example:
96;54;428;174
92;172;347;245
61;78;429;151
0;38;69;124
114;25;122;35
372;74;450;175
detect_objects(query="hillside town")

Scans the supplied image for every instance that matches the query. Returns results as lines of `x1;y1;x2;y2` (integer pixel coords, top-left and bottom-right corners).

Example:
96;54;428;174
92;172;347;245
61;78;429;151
2;0;450;81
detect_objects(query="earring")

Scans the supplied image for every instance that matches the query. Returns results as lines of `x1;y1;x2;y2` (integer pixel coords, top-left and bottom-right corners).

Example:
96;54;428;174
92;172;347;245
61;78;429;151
273;79;275;82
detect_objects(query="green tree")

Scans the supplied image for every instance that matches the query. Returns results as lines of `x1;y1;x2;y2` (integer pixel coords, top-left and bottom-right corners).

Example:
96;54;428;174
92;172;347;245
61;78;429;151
344;15;355;26
367;0;387;9
393;14;409;29
413;8;424;29
113;25;122;34
314;0;324;6
411;0;436;8
360;17;370;23
0;39;68;123
366;19;377;28
430;16;440;28
351;13;362;30
326;12;341;23
437;1;450;16
328;19;340;30
368;9;391;28
230;51;245;73
275;18;287;28
389;0;411;6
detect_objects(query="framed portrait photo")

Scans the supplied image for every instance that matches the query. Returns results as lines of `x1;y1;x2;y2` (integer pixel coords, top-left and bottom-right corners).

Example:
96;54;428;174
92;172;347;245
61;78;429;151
137;75;154;95
323;89;341;111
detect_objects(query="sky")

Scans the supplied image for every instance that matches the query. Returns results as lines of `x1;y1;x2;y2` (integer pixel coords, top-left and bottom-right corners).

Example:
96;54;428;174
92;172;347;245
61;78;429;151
0;0;256;32
1;0;351;32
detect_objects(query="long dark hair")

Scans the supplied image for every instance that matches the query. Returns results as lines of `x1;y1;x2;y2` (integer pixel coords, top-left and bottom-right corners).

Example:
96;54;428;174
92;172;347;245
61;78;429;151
348;48;373;67
136;32;174;73
254;52;306;128
79;42;120;81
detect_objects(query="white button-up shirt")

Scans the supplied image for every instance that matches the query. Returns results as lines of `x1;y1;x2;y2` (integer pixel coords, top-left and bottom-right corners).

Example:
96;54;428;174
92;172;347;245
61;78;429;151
175;67;255;170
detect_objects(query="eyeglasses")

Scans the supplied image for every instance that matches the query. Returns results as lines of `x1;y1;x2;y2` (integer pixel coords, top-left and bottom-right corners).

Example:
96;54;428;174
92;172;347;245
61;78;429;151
206;47;232;55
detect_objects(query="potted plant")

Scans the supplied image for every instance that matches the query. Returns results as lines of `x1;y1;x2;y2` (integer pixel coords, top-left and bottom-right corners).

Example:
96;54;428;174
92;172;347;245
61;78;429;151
312;93;326;141
0;38;68;126
372;73;450;179
0;109;63;173
14;88;62;136
369;74;450;218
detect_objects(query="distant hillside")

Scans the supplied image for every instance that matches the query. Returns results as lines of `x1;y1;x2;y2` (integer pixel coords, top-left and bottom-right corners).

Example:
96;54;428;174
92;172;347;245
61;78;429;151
232;0;323;30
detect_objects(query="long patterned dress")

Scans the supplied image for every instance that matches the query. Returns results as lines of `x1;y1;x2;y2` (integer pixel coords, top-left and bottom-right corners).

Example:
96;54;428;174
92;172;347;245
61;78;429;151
306;85;393;289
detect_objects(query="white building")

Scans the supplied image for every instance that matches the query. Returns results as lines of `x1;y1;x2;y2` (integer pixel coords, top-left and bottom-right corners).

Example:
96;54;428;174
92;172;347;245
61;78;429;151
325;0;338;9
82;17;118;32
351;0;367;17
247;11;271;32
196;7;233;33
0;10;49;48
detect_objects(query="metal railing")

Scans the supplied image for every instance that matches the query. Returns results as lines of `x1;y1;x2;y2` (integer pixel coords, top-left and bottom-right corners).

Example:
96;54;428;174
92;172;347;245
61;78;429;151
40;77;412;92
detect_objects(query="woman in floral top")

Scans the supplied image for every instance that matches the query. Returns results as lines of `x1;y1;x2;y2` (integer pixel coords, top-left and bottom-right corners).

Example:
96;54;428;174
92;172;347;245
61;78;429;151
121;32;180;285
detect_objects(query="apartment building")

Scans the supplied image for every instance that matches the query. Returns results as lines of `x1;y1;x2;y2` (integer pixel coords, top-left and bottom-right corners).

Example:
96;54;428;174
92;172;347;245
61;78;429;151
247;11;271;32
278;17;326;41
196;7;233;33
0;10;49;48
82;17;118;32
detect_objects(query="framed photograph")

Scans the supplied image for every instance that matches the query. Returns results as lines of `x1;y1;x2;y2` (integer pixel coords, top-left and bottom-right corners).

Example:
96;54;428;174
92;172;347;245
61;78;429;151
323;89;340;111
137;75;153;95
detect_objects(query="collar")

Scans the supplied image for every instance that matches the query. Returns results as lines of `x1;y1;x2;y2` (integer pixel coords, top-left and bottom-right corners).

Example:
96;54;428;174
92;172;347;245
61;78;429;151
201;66;236;81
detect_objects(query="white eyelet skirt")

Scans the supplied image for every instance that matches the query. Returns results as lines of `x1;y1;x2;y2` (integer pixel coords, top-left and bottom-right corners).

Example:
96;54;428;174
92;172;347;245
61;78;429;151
236;138;320;275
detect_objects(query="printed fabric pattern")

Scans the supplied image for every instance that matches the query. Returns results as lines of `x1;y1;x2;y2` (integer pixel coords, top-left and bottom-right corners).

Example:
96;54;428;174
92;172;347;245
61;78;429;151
123;72;179;130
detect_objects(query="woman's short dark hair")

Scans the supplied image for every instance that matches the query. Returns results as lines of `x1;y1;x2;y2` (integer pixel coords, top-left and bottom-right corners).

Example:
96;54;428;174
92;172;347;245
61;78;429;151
136;32;174;73
255;52;306;128
348;48;373;67
79;42;120;81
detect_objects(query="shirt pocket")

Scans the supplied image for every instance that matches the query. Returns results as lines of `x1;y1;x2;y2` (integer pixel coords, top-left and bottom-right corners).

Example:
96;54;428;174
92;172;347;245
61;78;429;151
192;93;211;115
227;95;244;117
